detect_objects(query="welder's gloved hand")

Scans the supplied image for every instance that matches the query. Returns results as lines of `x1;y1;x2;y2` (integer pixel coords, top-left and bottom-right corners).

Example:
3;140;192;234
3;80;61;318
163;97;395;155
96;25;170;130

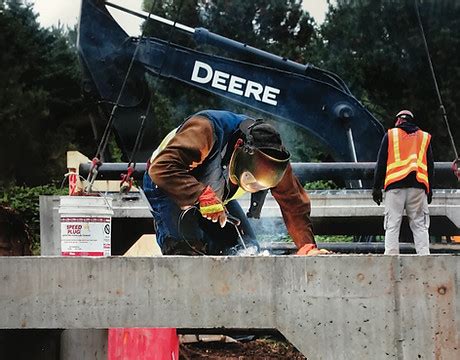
296;244;331;256
372;188;383;205
427;191;433;204
198;185;227;228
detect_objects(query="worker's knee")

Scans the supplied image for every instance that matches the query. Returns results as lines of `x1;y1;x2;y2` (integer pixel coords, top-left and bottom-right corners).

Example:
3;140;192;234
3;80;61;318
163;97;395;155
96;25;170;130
384;212;402;232
409;211;430;231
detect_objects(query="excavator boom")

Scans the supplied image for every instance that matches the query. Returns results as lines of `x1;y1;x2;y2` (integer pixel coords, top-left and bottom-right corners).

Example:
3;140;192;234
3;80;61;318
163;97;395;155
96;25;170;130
78;0;384;162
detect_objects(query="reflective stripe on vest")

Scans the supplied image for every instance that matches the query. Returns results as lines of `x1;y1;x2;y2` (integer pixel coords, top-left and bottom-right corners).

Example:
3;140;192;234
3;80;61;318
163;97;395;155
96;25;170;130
384;128;431;191
149;127;179;163
223;186;246;205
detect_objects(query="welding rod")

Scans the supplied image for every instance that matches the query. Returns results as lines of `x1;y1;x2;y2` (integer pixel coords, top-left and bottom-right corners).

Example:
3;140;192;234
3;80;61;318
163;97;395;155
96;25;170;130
226;214;247;250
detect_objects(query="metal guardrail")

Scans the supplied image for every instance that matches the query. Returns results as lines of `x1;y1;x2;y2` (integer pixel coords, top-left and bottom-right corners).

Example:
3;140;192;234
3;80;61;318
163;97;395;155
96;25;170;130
262;241;460;254
79;162;459;187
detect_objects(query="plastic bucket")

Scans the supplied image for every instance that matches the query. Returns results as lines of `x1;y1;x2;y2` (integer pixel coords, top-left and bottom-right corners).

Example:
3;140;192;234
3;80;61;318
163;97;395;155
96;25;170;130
59;196;113;257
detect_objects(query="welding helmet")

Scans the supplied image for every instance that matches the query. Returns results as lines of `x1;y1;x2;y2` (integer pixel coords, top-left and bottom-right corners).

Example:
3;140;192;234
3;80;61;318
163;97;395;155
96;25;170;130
395;110;414;121
229;119;290;193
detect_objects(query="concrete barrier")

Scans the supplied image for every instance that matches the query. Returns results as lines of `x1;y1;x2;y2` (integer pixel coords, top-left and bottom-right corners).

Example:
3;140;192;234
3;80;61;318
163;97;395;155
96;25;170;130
0;255;458;359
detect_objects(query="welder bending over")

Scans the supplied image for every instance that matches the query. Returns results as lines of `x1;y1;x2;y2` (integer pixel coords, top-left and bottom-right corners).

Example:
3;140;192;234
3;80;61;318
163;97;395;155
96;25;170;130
143;109;329;256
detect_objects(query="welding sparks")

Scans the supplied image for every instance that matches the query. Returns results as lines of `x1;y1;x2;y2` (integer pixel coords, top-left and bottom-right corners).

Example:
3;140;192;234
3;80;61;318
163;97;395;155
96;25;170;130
235;246;271;256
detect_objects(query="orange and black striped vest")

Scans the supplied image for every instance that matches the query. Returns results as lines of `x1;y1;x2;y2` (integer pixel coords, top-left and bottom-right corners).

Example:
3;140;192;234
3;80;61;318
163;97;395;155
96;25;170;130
384;128;431;192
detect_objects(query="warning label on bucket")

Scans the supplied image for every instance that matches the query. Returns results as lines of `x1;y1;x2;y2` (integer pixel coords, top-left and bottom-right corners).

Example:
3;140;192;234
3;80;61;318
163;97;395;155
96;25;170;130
61;216;111;256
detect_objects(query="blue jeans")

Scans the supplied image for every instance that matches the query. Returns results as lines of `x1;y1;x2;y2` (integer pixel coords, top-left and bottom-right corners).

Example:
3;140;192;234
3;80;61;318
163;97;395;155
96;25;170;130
143;172;257;255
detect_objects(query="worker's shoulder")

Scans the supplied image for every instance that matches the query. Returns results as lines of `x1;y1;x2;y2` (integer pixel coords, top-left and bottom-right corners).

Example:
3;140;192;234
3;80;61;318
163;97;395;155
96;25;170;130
179;115;215;139
183;115;214;128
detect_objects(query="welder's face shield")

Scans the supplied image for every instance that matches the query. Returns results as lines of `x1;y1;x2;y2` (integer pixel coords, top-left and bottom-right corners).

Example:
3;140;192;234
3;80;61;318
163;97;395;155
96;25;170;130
229;145;290;193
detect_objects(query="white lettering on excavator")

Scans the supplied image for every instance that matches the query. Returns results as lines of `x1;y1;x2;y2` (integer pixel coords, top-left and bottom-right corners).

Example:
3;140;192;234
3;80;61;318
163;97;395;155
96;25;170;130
212;70;229;91
191;61;280;106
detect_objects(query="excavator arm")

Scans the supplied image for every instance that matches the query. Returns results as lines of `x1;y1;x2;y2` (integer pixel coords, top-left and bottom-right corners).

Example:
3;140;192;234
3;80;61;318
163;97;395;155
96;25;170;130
78;0;384;162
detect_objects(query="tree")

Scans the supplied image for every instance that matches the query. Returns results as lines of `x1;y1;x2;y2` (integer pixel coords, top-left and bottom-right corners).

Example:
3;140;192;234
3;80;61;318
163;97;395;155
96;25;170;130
318;0;460;160
0;0;91;187
138;0;320;158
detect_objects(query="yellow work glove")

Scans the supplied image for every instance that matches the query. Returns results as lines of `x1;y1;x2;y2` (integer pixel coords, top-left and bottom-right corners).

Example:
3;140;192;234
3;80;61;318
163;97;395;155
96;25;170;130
198;186;227;228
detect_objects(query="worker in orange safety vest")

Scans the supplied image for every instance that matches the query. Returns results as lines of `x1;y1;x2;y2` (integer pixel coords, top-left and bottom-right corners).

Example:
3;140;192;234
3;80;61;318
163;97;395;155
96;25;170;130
372;110;434;255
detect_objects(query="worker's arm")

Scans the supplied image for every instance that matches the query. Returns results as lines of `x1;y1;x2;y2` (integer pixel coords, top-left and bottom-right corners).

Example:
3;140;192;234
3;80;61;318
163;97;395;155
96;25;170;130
373;133;388;190
149;116;214;208
271;164;315;249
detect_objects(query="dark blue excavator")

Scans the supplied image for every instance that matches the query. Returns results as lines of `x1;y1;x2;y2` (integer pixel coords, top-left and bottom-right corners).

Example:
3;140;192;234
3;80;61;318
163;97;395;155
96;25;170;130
77;0;385;165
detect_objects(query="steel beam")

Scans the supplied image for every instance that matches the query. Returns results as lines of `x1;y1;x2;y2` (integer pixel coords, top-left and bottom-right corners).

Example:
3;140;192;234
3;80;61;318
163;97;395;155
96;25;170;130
78;162;458;186
262;242;460;254
0;256;458;359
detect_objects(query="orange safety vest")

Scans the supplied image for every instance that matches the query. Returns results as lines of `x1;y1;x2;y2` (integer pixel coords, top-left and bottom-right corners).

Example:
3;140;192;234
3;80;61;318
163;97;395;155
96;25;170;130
384;128;431;192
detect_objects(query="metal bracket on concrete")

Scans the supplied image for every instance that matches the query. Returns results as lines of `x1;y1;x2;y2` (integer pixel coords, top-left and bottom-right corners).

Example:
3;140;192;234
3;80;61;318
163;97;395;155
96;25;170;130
0;256;458;359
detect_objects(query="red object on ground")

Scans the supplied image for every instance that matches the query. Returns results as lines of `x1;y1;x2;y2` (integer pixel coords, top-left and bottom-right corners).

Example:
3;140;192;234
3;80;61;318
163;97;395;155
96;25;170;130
108;328;179;360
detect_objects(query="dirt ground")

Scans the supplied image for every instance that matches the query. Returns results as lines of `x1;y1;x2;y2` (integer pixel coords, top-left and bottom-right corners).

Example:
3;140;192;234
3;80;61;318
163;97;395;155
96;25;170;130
179;338;307;359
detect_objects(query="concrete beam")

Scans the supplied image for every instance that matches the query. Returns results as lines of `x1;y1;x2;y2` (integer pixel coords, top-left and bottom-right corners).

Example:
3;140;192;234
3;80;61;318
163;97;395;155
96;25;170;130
40;190;460;221
0;256;458;359
39;190;460;256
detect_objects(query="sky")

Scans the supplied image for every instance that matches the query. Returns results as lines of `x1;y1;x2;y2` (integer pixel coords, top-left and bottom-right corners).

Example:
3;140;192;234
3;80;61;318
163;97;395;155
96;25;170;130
33;0;329;35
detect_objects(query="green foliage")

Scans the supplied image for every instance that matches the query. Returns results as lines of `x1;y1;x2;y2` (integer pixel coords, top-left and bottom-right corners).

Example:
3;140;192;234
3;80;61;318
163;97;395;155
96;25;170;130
304;180;338;190
318;0;460;160
260;233;353;244
316;235;353;243
0;1;89;187
0;184;67;253
196;0;317;62
140;0;321;148
108;136;123;163
258;233;292;243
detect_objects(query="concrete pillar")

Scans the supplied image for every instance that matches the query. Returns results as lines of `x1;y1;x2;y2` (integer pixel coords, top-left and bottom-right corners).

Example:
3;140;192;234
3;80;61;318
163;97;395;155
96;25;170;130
61;329;107;360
